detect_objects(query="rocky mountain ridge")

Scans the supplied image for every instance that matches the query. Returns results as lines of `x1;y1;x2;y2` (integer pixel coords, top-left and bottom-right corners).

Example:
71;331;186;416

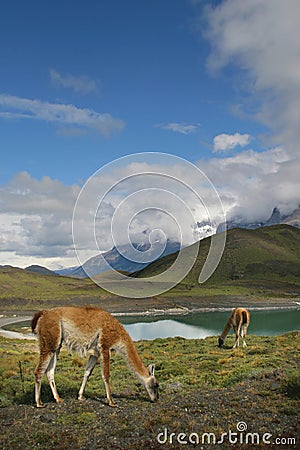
217;204;300;233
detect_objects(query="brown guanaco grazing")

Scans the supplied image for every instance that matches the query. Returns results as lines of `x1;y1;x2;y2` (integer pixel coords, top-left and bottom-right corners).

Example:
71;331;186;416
218;307;250;348
31;306;159;408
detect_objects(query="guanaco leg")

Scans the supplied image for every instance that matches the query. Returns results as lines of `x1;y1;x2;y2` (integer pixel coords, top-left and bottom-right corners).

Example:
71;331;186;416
78;354;98;401
46;349;63;403
100;348;116;407
34;349;61;407
241;323;248;348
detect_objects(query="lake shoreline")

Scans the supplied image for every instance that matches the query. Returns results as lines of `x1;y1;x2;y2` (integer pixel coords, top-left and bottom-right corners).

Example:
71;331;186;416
113;303;300;317
1;305;299;323
1;301;299;341
1;293;299;318
1;299;299;320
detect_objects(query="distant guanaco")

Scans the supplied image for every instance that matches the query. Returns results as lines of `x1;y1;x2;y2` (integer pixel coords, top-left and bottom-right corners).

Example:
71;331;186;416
31;306;159;408
218;307;250;348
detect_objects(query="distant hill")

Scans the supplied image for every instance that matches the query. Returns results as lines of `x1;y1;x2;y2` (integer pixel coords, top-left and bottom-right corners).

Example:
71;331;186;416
0;225;299;311
25;265;59;276
55;266;80;276
57;240;180;279
0;265;107;308
133;225;300;293
57;204;300;279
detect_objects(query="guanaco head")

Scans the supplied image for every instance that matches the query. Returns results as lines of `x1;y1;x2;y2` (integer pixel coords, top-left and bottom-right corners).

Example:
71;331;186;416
218;337;224;347
145;364;159;402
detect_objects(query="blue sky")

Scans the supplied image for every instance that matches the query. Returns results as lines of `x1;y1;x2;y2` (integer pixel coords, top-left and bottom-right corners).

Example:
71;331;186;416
0;0;262;184
0;0;299;269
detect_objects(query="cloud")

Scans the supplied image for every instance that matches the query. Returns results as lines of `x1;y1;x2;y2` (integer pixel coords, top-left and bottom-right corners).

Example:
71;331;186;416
1;146;299;270
0;171;79;216
158;122;199;135
197;0;300;221
204;0;300;155
0;94;125;136
71;167;221;273
50;69;98;95
197;146;300;221
0;172;80;268
213;133;251;153
0;158;225;268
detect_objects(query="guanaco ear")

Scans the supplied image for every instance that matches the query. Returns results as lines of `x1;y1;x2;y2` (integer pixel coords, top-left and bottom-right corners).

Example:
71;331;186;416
148;364;155;377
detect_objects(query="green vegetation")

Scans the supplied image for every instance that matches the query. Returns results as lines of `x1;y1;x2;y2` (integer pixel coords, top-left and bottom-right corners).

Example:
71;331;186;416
0;333;299;449
0;224;299;448
0;332;299;408
0;265;109;308
0;225;299;313
136;225;300;298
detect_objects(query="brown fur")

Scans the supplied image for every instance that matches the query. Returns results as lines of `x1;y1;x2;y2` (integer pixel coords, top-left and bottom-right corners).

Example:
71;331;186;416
32;306;159;408
218;307;250;348
31;310;44;333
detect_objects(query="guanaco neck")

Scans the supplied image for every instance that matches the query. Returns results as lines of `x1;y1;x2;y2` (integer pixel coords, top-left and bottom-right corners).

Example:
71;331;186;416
220;320;232;340
121;335;149;382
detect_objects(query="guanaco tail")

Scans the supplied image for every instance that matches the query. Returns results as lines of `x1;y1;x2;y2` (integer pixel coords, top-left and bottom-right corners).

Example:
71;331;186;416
218;307;250;348
31;306;159;408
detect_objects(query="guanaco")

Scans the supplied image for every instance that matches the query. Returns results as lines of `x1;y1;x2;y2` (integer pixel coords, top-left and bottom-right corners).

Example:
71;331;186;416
218;307;250;348
31;306;159;407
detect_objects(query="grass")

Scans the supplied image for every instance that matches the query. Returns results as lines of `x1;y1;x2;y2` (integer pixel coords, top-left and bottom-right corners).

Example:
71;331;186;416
135;225;300;293
1;332;299;449
0;265;117;313
0;266;107;301
0;332;299;408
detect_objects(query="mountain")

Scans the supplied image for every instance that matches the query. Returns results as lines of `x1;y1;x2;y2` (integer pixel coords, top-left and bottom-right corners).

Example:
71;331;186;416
266;207;281;225
56;204;300;279
217;204;300;233
55;266;82;276
133;224;300;292
192;220;216;239
25;265;59;276
1;225;299;308
283;204;300;228
60;239;181;279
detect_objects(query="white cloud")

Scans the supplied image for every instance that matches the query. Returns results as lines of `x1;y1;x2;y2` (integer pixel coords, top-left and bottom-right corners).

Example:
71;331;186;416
0;94;125;136
196;0;300;221
1;146;299;270
72;158;225;268
50;69;98;94
158;122;199;135
197;146;300;221
213;133;250;153
204;0;300;155
0;172;80;268
1;165;214;268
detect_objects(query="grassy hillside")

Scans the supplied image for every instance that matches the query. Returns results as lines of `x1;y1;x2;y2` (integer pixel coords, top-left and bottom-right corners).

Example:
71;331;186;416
135;225;300;297
0;225;299;312
0;265;109;307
